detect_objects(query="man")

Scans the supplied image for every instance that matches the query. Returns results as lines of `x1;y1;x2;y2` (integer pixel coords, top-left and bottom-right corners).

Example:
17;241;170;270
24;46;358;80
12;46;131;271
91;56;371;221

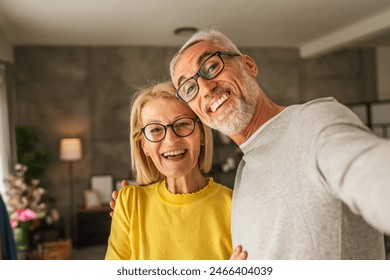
168;29;390;259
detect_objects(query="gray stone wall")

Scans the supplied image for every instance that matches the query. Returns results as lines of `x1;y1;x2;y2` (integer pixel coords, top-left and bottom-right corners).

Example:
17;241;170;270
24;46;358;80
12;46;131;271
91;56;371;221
13;45;377;237
301;49;377;104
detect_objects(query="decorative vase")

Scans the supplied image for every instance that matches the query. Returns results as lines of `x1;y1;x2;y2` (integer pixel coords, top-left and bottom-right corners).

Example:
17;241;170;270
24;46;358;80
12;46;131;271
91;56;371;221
14;221;31;251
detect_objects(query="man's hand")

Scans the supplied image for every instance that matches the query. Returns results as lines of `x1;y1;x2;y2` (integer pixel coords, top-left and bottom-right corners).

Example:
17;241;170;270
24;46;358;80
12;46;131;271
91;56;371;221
109;180;128;217
229;245;247;260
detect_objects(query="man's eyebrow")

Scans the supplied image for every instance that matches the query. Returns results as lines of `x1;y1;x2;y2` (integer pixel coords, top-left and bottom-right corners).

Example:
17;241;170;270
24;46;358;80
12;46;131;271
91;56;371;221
197;51;213;65
177;51;214;86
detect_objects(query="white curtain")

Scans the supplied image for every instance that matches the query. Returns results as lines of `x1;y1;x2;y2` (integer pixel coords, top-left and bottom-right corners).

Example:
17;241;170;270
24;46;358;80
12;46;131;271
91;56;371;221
0;64;11;198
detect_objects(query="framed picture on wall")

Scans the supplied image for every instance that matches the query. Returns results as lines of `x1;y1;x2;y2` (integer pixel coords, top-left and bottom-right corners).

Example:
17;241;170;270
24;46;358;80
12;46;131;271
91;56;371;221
90;174;114;204
84;189;101;209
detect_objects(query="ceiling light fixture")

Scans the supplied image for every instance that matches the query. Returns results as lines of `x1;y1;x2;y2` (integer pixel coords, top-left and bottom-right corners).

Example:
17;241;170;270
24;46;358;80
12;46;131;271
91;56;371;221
174;27;198;36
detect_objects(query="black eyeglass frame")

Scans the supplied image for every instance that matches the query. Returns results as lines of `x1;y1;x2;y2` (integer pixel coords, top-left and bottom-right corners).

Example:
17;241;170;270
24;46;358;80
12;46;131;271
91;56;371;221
140;117;201;143
174;51;241;103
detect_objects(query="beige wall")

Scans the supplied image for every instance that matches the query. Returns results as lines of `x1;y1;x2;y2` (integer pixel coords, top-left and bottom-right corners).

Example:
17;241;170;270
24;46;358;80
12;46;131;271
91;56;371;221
0;30;13;63
377;47;390;100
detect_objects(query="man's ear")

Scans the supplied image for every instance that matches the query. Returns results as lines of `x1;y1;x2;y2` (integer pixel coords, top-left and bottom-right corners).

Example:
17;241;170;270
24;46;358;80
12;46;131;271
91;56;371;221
243;55;258;77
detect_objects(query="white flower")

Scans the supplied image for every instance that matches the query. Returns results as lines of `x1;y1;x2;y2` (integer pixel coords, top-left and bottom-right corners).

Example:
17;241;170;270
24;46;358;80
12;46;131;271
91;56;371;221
5;163;47;218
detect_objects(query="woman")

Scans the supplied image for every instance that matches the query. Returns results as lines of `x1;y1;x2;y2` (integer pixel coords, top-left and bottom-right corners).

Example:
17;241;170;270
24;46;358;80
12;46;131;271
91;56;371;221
105;81;246;260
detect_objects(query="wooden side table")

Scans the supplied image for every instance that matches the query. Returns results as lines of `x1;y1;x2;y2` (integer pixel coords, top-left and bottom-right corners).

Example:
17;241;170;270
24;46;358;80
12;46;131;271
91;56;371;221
76;206;111;247
27;239;72;260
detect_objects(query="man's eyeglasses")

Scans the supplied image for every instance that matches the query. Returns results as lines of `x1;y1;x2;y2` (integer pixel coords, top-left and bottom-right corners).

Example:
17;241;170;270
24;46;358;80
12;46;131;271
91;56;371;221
175;51;241;103
141;117;200;143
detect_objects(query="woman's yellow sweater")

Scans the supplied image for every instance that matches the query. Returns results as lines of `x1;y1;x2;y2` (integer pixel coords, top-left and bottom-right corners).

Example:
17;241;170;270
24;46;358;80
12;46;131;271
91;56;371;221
105;178;232;260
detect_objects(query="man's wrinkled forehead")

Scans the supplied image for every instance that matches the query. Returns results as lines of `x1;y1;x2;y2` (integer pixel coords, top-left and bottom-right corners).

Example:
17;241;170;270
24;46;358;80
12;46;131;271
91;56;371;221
174;41;218;86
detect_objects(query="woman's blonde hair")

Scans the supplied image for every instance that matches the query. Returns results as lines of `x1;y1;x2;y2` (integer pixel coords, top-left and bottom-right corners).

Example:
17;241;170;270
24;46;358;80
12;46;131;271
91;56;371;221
130;81;213;185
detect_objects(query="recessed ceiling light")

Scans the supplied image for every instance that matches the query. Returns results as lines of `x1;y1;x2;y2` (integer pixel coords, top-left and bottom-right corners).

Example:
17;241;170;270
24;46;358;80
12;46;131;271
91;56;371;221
174;27;198;36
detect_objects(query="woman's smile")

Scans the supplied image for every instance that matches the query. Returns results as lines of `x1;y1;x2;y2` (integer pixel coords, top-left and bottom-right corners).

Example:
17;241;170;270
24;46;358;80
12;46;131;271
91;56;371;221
161;149;187;160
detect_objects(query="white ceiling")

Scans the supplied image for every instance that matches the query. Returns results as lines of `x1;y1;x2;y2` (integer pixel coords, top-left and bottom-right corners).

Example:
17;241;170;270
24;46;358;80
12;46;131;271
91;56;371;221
0;0;390;57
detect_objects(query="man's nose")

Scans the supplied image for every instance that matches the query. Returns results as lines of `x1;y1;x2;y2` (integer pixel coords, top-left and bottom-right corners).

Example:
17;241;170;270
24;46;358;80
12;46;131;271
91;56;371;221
197;77;217;99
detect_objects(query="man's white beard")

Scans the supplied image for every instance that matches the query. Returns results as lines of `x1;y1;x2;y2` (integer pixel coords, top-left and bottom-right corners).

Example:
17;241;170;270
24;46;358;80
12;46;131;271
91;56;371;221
207;75;258;136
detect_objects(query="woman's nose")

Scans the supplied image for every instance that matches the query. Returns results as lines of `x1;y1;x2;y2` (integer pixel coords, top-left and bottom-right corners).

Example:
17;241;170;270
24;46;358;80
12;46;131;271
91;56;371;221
163;126;180;144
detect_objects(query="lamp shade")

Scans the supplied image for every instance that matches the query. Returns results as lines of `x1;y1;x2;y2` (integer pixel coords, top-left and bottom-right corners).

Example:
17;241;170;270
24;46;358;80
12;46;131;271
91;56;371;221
60;138;82;161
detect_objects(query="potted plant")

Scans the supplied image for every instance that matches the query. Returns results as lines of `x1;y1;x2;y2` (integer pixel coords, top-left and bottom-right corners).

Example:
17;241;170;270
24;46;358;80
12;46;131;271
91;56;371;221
15;125;50;183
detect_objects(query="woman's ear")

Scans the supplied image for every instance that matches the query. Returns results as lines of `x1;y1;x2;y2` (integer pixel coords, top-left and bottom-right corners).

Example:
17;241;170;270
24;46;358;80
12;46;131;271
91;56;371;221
201;131;205;146
141;139;149;156
199;123;205;146
243;55;258;77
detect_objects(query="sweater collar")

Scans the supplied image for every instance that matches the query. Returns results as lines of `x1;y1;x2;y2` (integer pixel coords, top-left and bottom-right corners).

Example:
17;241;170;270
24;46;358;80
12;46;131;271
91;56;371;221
157;177;217;206
239;107;290;154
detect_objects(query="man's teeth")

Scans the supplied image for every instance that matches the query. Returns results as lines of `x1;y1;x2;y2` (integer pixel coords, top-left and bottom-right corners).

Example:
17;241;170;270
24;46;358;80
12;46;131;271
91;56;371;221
163;149;185;158
210;94;228;113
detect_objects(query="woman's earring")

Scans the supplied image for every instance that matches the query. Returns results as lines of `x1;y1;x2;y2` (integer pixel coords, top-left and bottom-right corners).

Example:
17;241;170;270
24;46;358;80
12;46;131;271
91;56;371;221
199;136;204;146
145;152;150;157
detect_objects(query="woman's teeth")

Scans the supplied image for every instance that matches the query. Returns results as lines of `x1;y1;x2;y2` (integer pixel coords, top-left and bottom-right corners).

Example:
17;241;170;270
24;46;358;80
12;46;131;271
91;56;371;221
163;149;186;158
210;94;228;112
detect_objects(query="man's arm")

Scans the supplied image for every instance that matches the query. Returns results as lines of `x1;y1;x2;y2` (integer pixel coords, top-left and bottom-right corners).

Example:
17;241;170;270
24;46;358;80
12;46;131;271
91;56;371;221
300;99;390;234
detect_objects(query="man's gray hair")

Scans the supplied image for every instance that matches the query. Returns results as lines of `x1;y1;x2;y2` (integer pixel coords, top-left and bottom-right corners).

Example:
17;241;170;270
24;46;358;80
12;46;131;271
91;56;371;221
169;29;242;83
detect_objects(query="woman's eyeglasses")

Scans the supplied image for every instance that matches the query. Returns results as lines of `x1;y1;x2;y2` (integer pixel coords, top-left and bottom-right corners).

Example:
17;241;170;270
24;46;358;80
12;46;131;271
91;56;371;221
141;117;200;143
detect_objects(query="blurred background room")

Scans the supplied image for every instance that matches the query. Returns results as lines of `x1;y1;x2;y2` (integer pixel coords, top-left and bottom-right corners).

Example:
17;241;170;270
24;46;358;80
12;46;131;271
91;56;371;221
0;0;389;260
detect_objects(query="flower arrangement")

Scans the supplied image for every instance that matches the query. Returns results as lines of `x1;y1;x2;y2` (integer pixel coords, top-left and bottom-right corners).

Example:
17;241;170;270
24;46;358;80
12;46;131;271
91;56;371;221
6;163;46;229
9;208;37;228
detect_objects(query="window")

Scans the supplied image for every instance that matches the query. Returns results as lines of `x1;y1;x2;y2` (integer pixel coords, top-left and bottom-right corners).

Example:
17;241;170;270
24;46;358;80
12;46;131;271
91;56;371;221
0;64;11;198
349;101;390;139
